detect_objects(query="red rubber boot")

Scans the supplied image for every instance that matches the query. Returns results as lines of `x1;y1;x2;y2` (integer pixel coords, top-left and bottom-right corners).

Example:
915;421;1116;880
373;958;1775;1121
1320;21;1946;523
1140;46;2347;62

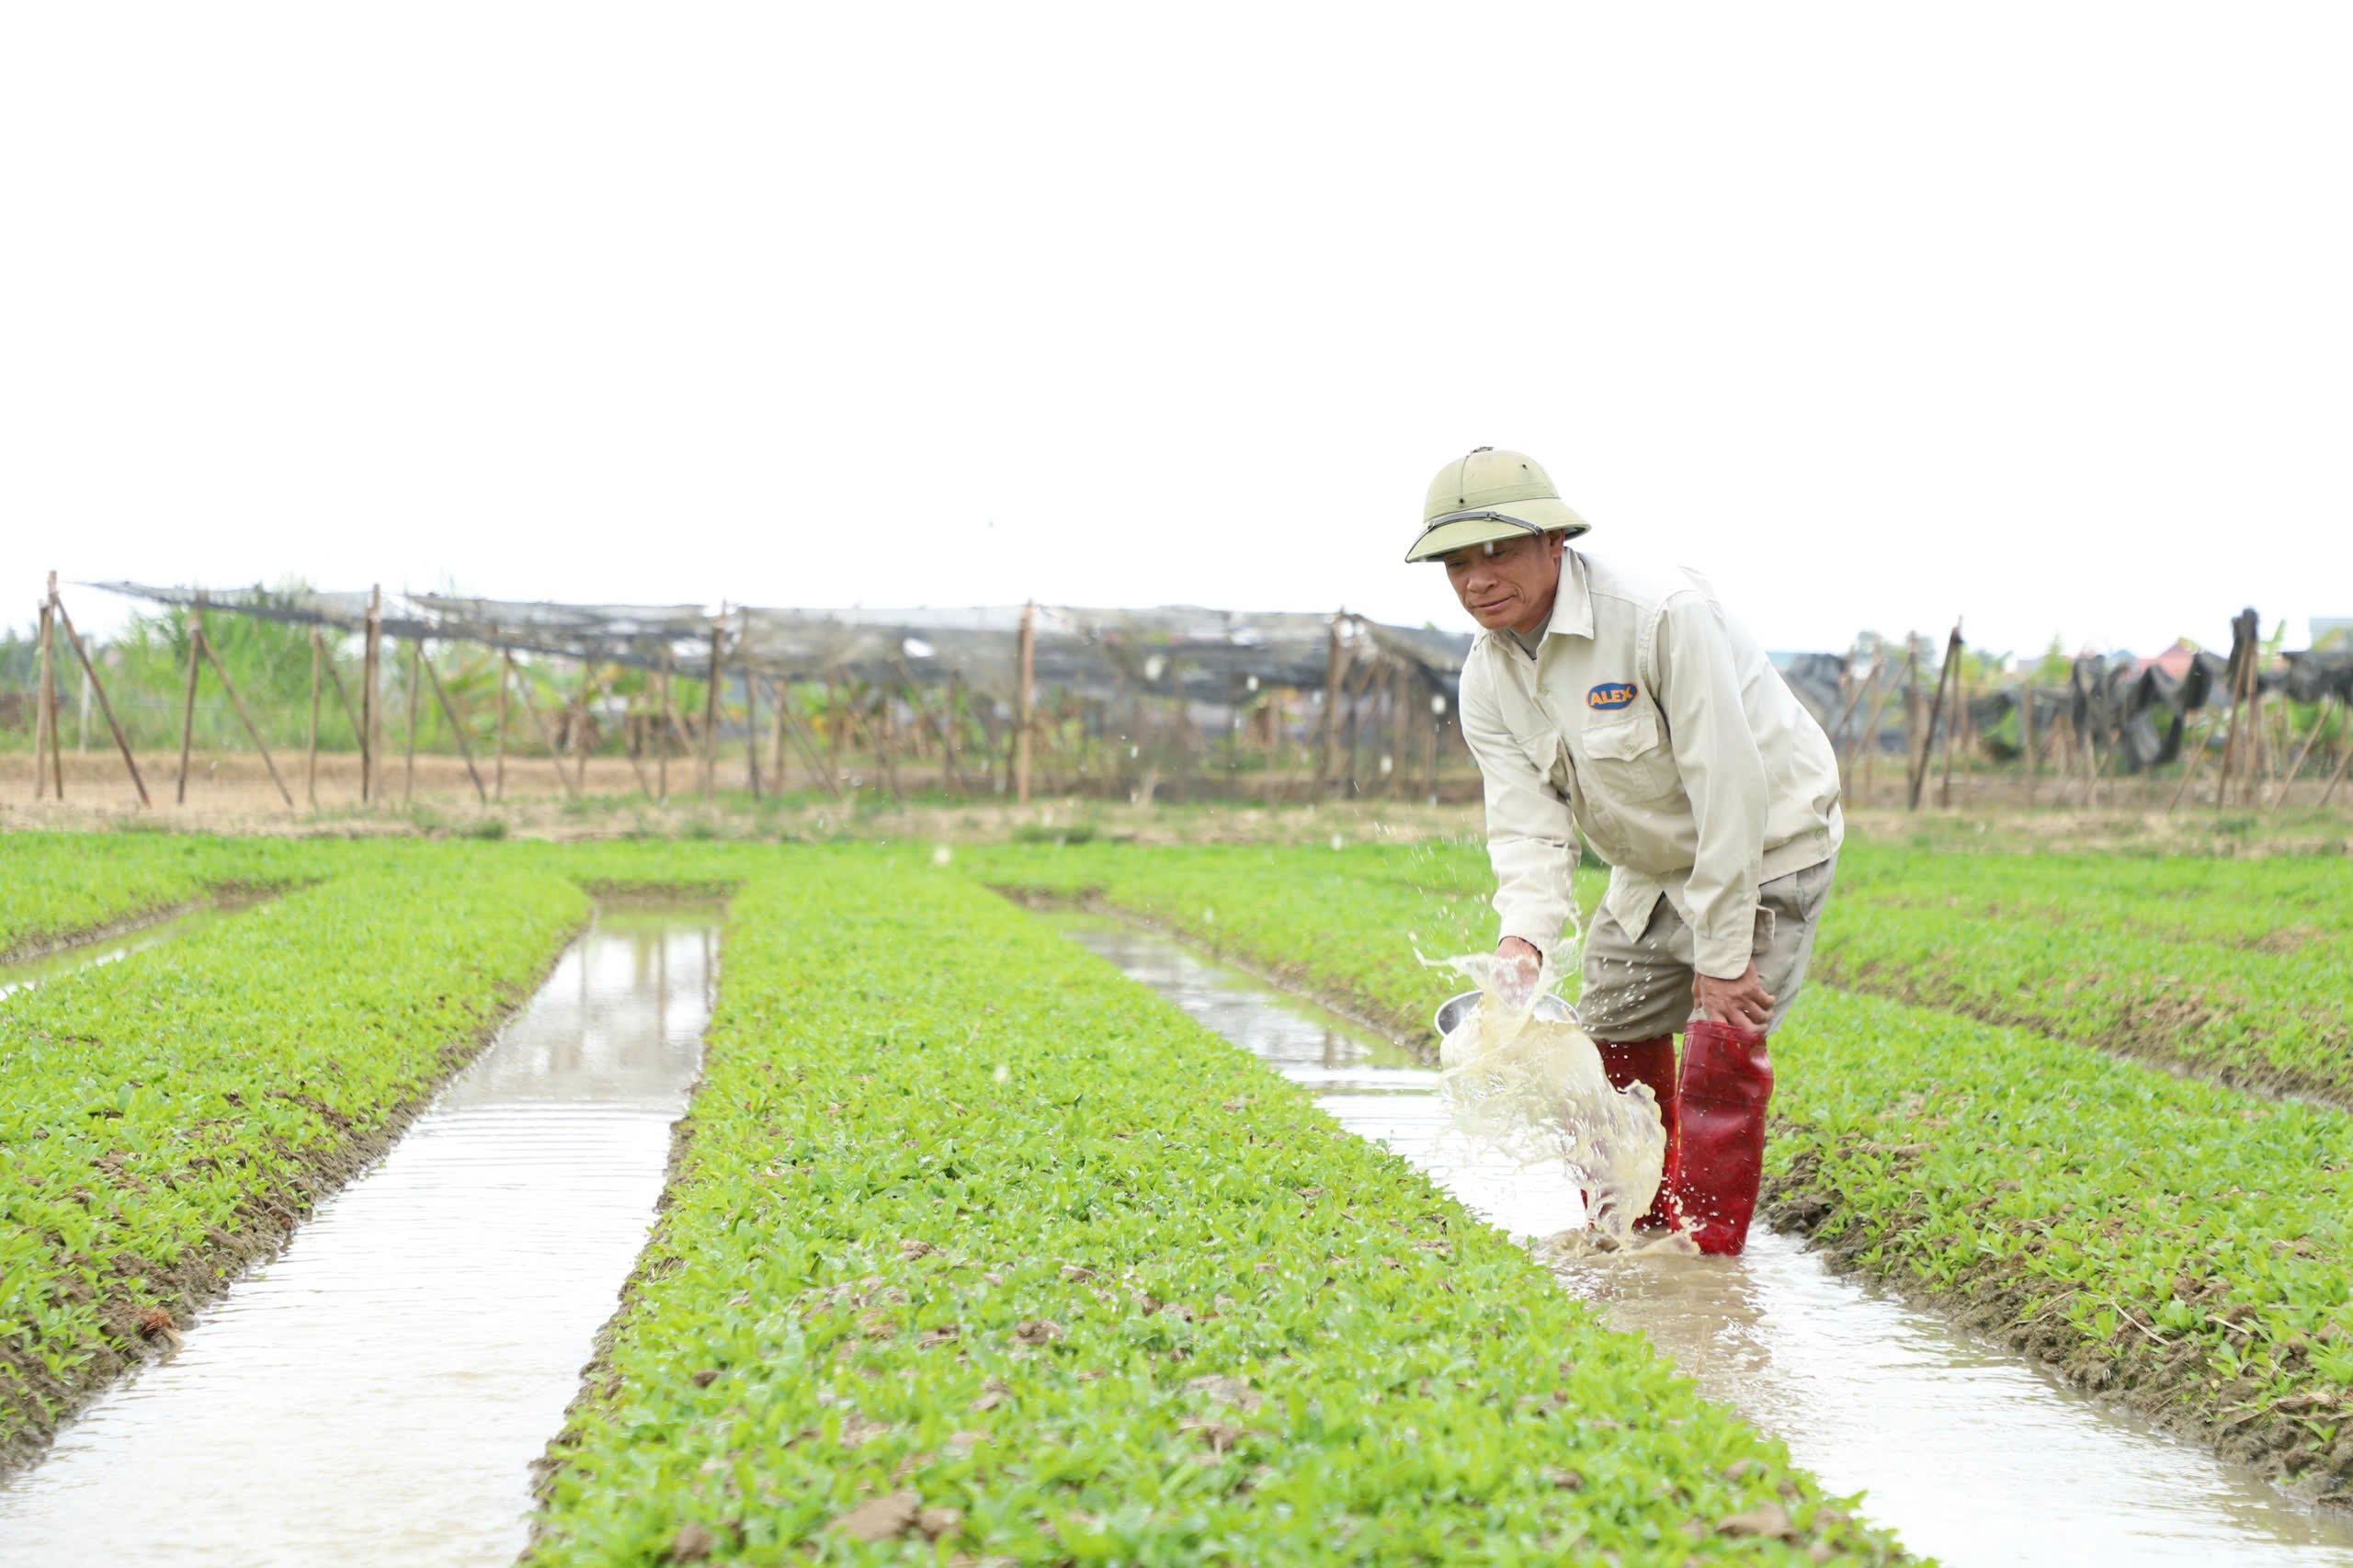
1663;1020;1773;1256
1594;1036;1678;1230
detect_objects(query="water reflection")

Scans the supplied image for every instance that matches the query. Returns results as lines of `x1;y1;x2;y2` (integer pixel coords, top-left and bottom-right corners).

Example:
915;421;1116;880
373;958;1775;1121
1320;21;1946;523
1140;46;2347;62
0;907;721;1567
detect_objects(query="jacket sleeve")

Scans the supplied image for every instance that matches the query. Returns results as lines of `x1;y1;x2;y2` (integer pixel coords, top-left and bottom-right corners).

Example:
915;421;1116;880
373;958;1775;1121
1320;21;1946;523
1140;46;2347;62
1654;591;1768;978
1457;653;1580;955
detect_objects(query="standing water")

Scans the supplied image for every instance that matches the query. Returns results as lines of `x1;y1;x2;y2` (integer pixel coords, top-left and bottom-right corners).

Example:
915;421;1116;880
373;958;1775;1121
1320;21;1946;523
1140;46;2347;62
0;900;253;1002
1058;915;2353;1568
0;905;719;1566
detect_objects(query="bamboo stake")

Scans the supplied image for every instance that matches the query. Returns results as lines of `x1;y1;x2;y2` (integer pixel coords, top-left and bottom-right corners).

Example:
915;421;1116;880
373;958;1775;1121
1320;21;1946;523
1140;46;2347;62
51;592;150;807
31;596;55;801
495;644;512;801
944;673;963;795
199;619;294;808
744;658;764;799
2019;681;2039;805
2168;710;2218;812
766;676;843;800
403;640;420;806
2270;696;2337;811
574;663;598;794
895;655;966;794
658;647;675;802
1317;612;1347;795
417;645;489;803
769;670;790;794
1913;623;1960;810
1016;600;1036;803
176;609;203;805
508;662;581;799
41;579;63;801
701;622;724;800
1860;652;1908;807
361;585;381;803
2318;713;2353;808
307;629;322;807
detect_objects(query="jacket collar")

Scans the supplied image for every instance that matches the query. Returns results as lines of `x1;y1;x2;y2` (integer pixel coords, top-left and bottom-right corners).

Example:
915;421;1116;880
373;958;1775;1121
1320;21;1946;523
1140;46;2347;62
1550;549;1595;641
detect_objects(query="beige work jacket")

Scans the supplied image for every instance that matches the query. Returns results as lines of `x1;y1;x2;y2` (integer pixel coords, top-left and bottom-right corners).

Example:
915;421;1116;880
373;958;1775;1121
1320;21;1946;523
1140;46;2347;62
1456;546;1843;979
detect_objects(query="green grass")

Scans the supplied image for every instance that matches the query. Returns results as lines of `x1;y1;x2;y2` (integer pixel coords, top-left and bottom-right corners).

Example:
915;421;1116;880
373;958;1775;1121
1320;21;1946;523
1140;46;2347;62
0;861;586;1461
523;855;1902;1564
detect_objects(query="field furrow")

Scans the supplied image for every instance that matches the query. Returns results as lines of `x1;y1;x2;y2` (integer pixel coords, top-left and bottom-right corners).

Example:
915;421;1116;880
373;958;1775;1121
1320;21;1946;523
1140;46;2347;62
0;863;586;1472
970;845;2353;1500
524;860;1903;1564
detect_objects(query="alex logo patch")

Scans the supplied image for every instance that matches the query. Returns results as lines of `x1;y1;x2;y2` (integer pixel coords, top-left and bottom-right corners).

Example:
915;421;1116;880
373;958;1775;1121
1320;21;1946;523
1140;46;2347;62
1586;682;1638;711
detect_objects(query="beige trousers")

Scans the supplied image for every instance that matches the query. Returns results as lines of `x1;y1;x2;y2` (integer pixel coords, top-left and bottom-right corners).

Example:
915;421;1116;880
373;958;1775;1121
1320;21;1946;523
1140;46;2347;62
1578;855;1838;1041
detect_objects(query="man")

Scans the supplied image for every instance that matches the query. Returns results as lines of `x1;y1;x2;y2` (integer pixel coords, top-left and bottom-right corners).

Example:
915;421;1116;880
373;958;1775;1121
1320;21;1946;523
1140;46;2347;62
1408;447;1842;1255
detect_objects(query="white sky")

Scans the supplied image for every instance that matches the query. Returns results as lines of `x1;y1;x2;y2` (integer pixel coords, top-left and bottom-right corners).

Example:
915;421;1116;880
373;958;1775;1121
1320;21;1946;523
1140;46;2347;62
5;4;2348;660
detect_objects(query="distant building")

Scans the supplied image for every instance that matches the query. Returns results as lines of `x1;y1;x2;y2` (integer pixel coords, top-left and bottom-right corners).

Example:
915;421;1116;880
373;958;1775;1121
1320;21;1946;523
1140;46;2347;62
2131;640;2198;681
2314;618;2350;649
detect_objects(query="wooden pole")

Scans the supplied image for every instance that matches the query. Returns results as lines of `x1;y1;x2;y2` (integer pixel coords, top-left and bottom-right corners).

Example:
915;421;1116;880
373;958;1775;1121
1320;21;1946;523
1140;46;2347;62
744;658;763;799
1945;639;1969;806
1859;653;1906;807
199;622;295;808
766;676;843;800
403;640;420;806
768;671;790;795
494;644;512;801
574;663;598;794
418;645;489;803
361;585;381;803
2270;695;2337;812
701;623;724;800
944;673;964;795
31;595;55;801
2318;710;2353;808
1015;600;1036;804
1913;623;1960;810
2168;710;2219;812
307;628;323;808
1316;613;1347;795
176;609;203;805
508;663;582;799
50;594;151;807
2019;681;2038;804
658;647;675;802
41;579;63;801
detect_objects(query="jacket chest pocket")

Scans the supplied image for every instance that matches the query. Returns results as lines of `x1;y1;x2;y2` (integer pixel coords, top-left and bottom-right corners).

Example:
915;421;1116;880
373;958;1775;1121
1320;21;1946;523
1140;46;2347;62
1579;708;1677;801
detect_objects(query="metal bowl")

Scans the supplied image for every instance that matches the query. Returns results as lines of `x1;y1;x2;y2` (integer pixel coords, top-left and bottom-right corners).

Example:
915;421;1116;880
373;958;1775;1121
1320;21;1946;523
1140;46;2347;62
1434;990;1578;1039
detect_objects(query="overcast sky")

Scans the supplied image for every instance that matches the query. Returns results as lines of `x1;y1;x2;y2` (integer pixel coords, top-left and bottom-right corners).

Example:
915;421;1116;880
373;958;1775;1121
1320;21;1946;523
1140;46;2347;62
5;4;2347;660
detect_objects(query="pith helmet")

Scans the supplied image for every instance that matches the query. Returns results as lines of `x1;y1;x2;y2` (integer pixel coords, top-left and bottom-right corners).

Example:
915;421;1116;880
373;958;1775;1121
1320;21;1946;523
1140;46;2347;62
1405;447;1590;563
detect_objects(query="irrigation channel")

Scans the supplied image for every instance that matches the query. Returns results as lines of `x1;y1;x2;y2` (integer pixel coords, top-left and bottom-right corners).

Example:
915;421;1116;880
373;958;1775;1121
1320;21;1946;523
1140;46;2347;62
0;904;719;1566
0;900;254;1001
1053;913;2353;1568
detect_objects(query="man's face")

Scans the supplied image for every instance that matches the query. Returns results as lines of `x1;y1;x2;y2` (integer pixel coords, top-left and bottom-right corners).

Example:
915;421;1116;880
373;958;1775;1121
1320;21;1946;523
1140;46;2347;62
1440;532;1563;634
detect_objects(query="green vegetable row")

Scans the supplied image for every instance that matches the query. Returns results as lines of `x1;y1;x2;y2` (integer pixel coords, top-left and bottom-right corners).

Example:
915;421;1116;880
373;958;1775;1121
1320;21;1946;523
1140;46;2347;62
525;857;1900;1564
1810;877;2353;1103
0;831;322;961
0;863;586;1471
971;844;2353;1497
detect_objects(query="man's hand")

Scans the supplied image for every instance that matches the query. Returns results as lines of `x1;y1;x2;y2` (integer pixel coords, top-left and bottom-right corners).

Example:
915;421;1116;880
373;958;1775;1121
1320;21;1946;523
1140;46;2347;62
1694;963;1775;1029
1495;937;1542;1008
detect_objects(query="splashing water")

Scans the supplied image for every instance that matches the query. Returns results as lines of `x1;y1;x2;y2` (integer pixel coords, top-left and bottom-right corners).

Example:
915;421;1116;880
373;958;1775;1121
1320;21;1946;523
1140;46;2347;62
1430;949;1669;1245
